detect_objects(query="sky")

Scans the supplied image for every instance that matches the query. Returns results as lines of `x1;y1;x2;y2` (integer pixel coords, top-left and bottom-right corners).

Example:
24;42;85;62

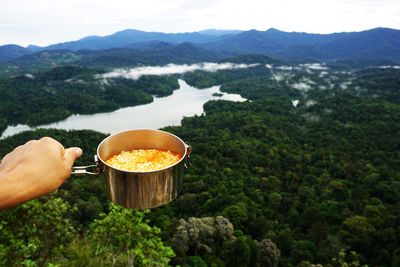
1;0;399;46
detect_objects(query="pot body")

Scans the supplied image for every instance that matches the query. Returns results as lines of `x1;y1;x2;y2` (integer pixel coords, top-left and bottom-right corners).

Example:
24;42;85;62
96;129;190;209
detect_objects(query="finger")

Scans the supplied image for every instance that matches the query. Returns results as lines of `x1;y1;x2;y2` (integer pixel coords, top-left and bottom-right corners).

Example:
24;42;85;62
13;144;27;153
63;147;83;168
40;136;56;143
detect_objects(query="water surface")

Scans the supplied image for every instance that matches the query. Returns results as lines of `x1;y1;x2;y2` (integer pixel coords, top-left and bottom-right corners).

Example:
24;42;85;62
1;80;246;138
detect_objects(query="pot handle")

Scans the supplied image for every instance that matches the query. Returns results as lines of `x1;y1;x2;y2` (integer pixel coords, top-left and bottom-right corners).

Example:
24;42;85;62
185;144;192;169
71;155;103;176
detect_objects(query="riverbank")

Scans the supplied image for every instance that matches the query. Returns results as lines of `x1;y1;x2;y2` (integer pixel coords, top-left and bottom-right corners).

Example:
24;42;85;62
1;80;246;139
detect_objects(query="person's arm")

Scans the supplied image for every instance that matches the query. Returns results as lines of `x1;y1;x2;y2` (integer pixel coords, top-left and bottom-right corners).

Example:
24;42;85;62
0;137;82;210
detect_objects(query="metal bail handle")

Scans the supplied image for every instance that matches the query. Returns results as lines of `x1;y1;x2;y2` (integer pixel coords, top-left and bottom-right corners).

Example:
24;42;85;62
184;144;192;169
71;155;102;176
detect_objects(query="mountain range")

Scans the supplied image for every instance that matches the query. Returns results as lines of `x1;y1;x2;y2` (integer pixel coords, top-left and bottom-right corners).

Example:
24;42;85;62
205;27;400;61
1;27;400;67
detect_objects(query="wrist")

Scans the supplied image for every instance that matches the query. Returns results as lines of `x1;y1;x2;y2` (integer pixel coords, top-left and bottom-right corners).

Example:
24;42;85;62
0;169;36;210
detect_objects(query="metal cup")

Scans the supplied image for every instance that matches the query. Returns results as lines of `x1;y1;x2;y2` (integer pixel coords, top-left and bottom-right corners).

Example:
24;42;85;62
72;129;191;209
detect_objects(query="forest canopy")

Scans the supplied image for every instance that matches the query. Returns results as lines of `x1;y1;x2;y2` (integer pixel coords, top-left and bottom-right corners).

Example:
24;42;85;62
0;62;399;266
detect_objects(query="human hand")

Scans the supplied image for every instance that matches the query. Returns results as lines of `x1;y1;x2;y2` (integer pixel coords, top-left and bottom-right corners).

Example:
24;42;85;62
0;137;82;210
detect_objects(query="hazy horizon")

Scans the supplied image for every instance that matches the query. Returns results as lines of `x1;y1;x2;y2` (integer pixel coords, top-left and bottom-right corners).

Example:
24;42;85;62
1;0;399;46
3;26;399;48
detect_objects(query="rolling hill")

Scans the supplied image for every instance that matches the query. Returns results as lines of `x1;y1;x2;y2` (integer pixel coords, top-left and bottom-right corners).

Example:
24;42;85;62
0;42;223;77
1;27;399;68
204;27;400;61
35;29;224;51
0;45;33;62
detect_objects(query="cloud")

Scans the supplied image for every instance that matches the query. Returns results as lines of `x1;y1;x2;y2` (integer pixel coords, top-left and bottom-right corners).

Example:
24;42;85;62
271;72;295;82
292;82;312;92
302;77;316;84
378;65;400;69
292;77;315;92
305;99;317;107
300;63;329;70
340;80;352;90
272;73;285;82
319;71;329;77
98;62;259;80
275;66;293;71
1;0;400;46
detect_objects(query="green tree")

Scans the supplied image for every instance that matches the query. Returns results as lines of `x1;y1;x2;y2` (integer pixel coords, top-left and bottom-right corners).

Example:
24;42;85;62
393;247;400;267
187;256;208;267
225;237;251;266
341;215;376;253
255;239;280;267
171;216;235;257
87;204;174;266
0;196;76;266
332;249;368;267
222;205;248;229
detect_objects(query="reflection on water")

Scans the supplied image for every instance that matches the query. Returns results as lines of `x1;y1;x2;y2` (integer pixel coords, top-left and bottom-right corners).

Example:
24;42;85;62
1;80;246;138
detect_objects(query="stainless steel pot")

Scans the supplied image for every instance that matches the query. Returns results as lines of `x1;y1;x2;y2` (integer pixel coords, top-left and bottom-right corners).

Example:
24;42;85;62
71;129;191;209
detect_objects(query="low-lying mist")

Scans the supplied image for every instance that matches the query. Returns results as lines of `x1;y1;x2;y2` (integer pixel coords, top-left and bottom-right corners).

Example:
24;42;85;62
97;62;259;80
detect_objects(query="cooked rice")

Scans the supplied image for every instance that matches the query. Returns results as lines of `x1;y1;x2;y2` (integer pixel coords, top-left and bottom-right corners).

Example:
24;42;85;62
106;149;181;172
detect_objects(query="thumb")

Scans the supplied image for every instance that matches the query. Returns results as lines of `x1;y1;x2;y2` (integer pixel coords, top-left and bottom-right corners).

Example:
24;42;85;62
64;147;83;168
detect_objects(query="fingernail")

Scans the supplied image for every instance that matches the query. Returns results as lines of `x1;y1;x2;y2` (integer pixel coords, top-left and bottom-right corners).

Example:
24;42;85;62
75;147;83;158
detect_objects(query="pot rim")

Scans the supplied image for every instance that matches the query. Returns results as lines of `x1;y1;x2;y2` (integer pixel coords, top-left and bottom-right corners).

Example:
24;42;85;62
96;128;189;174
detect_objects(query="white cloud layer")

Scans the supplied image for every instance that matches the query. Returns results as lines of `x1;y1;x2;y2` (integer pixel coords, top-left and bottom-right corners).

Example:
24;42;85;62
300;63;329;70
292;82;312;92
276;66;293;71
272;73;285;82
98;63;259;80
305;100;317;107
378;65;400;69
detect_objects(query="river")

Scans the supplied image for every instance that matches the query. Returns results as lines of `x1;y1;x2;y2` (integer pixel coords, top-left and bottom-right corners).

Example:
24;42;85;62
1;80;246;138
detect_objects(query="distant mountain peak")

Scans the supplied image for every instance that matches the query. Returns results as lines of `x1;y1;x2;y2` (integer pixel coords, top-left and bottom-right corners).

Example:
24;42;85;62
0;44;32;62
266;28;281;33
198;29;244;36
79;35;102;41
114;28;145;34
26;44;42;51
1;27;400;64
204;27;400;62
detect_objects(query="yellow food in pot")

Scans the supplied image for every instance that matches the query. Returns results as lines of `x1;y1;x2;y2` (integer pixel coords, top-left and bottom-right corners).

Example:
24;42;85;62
106;149;182;172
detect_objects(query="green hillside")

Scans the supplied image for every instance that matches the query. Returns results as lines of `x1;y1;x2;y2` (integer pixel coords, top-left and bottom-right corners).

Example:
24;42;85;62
0;63;399;266
0;65;179;134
